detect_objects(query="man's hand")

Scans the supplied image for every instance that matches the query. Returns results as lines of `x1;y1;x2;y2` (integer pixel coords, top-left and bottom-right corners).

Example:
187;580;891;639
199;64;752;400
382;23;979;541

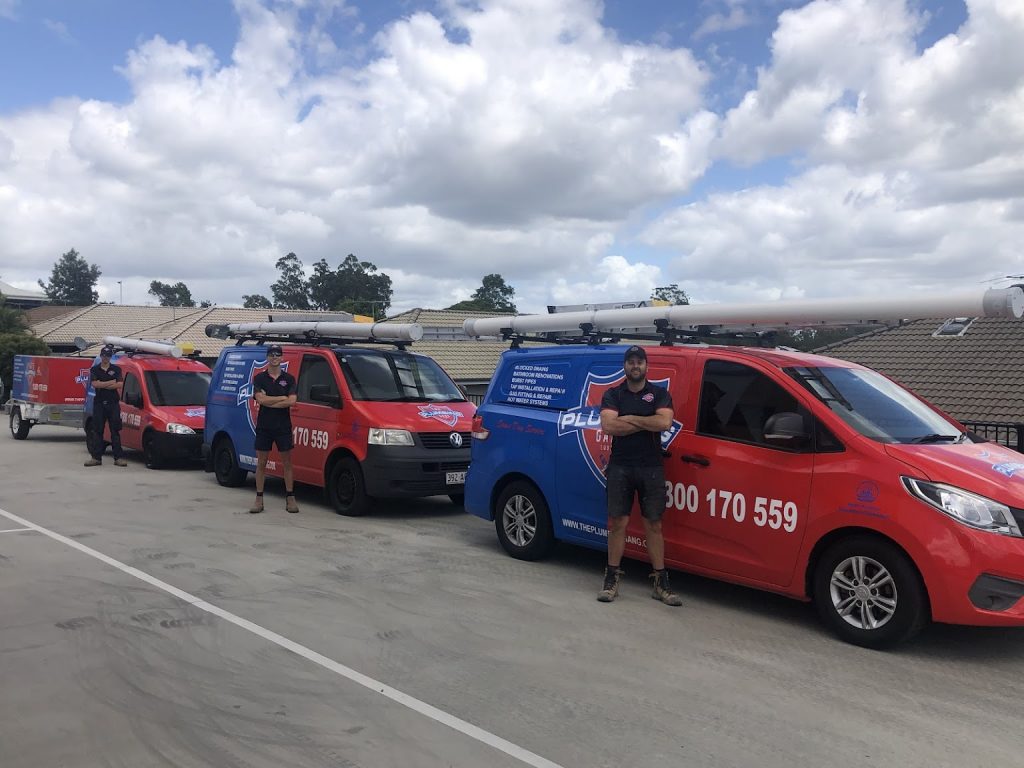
621;409;673;433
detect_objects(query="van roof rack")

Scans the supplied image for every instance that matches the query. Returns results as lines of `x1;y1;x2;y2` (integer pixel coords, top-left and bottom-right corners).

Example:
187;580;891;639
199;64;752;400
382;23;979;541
102;336;199;359
466;285;1024;350
205;321;423;351
499;320;785;349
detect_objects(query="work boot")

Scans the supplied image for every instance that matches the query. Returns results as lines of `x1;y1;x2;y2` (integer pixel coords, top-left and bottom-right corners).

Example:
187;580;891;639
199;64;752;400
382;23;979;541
650;570;683;607
285;496;299;514
249;497;264;514
597;566;624;603
114;458;128;467
83;458;102;467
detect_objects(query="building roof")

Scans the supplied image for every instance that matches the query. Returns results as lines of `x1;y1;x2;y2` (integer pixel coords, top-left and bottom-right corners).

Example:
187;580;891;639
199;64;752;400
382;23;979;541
0;280;49;302
22;304;84;325
384;307;512;327
817;317;1024;424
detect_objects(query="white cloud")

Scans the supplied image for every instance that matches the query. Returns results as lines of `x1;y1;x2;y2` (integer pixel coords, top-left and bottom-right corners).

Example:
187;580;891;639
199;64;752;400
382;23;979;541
0;0;18;21
42;18;73;43
694;1;754;40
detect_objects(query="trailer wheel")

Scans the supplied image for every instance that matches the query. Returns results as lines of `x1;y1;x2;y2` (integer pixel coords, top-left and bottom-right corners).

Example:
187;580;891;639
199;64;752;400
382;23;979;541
213;438;247;487
9;407;31;440
143;432;164;469
326;456;370;516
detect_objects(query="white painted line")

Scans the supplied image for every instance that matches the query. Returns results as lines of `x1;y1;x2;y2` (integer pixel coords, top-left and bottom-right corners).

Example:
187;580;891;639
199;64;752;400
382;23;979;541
0;507;564;768
0;527;34;534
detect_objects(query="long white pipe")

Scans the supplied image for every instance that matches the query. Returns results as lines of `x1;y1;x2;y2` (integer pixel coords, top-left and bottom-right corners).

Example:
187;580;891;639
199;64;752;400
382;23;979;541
463;286;1024;337
220;321;424;342
103;336;183;358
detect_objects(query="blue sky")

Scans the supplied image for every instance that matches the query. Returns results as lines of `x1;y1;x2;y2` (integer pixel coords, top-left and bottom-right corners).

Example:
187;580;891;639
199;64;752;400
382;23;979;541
0;0;1019;312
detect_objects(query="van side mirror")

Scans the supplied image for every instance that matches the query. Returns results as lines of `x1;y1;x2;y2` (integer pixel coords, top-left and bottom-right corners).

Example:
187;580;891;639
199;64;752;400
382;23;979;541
308;384;341;407
763;412;809;446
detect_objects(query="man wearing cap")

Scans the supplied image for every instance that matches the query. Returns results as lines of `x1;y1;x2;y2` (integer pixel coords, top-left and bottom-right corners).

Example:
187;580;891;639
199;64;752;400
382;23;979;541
250;344;299;514
597;345;682;606
84;345;127;467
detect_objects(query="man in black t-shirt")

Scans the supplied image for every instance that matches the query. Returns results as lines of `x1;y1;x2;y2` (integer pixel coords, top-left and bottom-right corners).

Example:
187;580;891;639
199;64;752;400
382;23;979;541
250;344;299;514
84;345;127;467
597;345;682;606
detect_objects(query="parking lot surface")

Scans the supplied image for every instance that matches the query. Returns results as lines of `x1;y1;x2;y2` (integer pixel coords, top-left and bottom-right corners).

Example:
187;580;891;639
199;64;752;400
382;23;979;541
2;429;1023;768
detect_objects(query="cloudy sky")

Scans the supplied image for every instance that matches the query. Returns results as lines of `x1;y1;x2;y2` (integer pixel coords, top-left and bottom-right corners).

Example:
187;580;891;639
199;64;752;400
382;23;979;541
0;0;1021;313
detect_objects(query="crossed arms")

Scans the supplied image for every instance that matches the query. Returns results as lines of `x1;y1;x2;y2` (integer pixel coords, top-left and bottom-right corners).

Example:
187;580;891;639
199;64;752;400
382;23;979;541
600;407;673;436
255;390;296;409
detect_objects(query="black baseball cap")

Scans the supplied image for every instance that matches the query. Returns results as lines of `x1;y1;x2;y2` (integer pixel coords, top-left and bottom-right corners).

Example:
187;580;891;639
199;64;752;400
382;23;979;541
100;345;115;357
267;344;284;356
624;345;647;362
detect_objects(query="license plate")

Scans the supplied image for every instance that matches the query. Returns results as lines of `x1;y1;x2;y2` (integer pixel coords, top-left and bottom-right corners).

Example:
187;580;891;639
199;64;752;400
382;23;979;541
445;471;466;485
50;411;61;420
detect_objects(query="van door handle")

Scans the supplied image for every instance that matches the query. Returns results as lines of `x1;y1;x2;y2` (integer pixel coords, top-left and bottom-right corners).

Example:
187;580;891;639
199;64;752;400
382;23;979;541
681;454;710;467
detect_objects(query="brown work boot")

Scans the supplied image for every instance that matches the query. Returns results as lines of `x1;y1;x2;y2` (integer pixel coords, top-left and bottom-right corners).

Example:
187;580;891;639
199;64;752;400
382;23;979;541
248;497;264;514
84;458;102;467
650;570;683;607
597;566;624;602
285;496;299;514
114;458;128;467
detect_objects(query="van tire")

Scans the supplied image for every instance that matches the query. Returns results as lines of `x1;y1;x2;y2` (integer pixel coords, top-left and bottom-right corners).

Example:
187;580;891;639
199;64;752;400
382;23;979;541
143;432;163;469
813;535;928;649
213;438;247;487
10;407;30;440
494;480;554;561
327;457;370;516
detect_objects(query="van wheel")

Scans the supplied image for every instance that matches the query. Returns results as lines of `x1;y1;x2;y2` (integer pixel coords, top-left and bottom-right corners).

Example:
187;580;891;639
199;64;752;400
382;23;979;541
813;536;928;649
10;407;30;440
494;480;554;561
213;438;247;487
448;493;465;507
143;433;163;469
326;457;370;516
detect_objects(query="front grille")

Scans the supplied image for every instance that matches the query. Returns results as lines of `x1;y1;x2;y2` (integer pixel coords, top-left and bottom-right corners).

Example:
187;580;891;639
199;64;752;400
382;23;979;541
421;461;470;473
419;431;470;449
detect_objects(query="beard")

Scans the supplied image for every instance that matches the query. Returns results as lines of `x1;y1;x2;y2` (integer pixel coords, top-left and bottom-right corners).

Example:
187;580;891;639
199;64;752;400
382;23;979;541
626;368;645;384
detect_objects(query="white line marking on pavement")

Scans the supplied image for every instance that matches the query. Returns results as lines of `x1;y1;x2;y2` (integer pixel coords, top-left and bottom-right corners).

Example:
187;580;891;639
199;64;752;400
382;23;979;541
0;507;565;768
0;527;34;534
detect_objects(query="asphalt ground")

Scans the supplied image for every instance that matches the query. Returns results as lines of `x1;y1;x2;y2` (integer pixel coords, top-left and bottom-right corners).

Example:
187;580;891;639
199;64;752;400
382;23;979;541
1;427;1023;768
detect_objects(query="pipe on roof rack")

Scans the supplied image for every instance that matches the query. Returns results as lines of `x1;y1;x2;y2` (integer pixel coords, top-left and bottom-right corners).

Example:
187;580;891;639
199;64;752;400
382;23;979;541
103;336;183;358
462;286;1024;337
211;321;423;342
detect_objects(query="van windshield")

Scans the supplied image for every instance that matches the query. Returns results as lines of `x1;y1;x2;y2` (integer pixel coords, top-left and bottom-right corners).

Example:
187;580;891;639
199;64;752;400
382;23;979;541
144;371;212;407
336;351;466;402
785;366;963;444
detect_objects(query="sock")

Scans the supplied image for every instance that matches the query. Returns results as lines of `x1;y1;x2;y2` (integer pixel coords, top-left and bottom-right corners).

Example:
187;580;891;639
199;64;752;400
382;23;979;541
256;491;264;497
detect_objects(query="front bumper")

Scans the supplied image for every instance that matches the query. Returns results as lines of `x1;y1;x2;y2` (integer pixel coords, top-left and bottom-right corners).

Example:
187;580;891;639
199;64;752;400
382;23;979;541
151;430;204;460
361;444;470;498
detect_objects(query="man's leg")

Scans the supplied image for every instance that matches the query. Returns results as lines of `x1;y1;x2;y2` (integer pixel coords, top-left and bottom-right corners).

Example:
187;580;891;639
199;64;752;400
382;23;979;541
598;464;632;602
250;449;268;513
84;405;104;465
640;465;681;606
109;404;126;466
281;450;299;513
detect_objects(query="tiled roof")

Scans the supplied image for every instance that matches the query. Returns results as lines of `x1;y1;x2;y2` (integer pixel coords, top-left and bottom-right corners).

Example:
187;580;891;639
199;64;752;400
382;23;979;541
383;308;514;327
817;317;1024;424
22;304;84;325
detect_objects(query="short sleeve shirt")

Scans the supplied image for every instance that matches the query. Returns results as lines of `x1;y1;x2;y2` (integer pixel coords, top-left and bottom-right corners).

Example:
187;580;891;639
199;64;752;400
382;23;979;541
90;363;122;405
601;380;673;467
253;370;297;432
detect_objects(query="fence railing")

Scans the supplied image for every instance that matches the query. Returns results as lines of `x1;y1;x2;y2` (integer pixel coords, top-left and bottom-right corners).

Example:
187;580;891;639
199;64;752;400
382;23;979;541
961;421;1024;453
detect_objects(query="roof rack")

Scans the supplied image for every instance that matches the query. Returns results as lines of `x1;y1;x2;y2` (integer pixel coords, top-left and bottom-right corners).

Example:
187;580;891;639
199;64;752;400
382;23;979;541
205;321;423;351
466;286;1024;349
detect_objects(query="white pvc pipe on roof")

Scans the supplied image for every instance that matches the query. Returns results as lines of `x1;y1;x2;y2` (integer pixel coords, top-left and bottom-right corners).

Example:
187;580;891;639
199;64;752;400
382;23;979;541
222;321;424;342
462;286;1024;337
103;336;183;358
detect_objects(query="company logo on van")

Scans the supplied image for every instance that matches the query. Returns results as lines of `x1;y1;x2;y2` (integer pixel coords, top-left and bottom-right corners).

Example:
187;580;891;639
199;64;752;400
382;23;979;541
557;370;682;487
185;407;206;418
237;359;290;433
417;405;463;428
75;368;91;385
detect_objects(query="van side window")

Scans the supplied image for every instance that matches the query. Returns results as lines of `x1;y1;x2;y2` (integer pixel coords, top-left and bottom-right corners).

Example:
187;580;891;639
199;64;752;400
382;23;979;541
297;355;341;407
123;372;141;405
698;359;804;450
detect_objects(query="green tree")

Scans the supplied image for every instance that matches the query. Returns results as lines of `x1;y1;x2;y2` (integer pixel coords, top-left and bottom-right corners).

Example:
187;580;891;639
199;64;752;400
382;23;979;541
652;284;690;305
0;295;28;334
38;248;101;305
271;253;311;309
242;294;273;309
148;280;197;307
0;332;50;404
308;254;393;318
447;273;516;313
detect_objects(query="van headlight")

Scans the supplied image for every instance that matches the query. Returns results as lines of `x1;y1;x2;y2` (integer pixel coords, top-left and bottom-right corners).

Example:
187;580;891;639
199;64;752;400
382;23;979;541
902;478;1022;537
368;428;414;446
166;423;196;435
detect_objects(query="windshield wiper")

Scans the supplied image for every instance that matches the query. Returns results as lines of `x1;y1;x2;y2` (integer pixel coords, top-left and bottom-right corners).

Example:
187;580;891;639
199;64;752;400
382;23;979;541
910;433;963;444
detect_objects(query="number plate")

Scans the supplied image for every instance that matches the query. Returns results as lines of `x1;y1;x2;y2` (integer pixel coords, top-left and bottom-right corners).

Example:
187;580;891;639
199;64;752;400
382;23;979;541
50;411;61;420
445;471;466;485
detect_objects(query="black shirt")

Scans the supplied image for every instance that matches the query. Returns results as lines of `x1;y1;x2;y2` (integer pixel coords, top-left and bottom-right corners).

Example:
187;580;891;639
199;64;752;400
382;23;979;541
90;363;122;405
601;380;673;467
253;370;296;432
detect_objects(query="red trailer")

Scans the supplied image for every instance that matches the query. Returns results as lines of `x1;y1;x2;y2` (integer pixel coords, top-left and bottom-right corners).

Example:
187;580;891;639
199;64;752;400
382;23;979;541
6;355;91;439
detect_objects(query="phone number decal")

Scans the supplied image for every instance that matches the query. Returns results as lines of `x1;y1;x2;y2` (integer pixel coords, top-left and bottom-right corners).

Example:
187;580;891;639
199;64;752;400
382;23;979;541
665;482;799;532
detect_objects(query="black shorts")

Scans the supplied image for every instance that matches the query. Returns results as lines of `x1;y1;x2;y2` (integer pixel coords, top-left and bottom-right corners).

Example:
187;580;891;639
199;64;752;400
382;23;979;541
606;463;665;522
254;428;293;452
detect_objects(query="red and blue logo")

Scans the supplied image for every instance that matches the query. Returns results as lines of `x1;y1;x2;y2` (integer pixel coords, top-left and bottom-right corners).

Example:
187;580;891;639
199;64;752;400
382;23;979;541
556;370;681;487
417;404;464;428
237;359;290;433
